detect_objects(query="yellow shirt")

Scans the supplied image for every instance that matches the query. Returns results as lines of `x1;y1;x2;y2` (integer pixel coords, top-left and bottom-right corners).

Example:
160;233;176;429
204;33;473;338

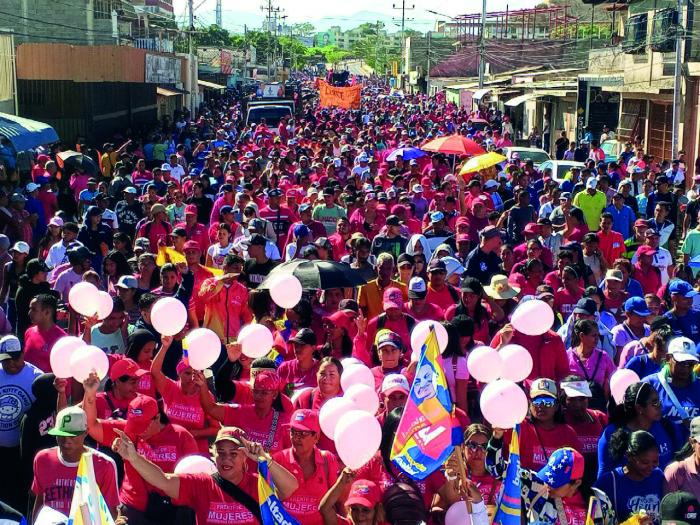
358;279;408;320
573;189;607;231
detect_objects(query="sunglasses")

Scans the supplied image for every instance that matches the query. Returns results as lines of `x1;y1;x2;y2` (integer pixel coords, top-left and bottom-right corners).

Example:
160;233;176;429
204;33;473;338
532;398;556;408
465;441;487;452
290;429;315;438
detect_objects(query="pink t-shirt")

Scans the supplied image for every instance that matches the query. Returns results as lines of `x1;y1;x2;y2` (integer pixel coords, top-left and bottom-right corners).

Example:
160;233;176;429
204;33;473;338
23;324;67;372
222;404;290;455
566;348;616;387
277;359;320;391
175;472;259;525
160;377;219;453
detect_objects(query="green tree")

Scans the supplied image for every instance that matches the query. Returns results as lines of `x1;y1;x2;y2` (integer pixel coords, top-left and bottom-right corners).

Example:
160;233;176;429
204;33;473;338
292;22;316;36
194;24;232;47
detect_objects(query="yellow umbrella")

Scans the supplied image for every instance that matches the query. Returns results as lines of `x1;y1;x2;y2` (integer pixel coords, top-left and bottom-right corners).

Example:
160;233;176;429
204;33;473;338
459;152;507;175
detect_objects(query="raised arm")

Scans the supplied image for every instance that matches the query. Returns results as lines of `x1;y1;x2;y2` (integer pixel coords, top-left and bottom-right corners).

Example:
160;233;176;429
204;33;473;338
81;373;105;443
320;468;356;525
150;335;173;394
194;370;227;422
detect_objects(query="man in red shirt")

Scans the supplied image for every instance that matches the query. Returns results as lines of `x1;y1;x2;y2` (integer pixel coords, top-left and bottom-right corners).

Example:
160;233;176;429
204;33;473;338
175;205;209;258
285;203;327;247
364;288;416;359
597;212;625;265
32;406;119;517
184;240;215;326
260;188;296;252
426;259;460;312
404;276;444;321
24;294;66;373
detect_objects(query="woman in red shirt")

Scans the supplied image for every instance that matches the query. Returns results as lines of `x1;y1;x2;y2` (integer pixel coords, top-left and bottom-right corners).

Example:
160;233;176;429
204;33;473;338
554;266;584;320
370;330;404;394
113;426;298;525
461;424;501;520
95;358;145;419
151;335;220;454
124;329;158;399
443;277;500;343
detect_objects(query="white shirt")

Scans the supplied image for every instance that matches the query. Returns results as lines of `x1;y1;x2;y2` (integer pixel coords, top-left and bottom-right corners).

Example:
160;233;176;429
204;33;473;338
631;247;673;285
45;240;84;270
167;163;186;183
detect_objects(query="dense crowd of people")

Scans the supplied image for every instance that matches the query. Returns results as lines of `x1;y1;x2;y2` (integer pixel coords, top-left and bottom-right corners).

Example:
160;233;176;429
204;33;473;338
1;75;700;525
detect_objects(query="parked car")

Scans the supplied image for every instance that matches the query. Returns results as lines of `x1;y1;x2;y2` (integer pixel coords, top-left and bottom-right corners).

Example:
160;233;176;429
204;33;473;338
601;140;624;164
538;160;586;182
502;147;551;168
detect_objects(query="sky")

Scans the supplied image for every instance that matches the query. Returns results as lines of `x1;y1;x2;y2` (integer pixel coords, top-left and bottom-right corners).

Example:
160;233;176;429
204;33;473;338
172;0;541;33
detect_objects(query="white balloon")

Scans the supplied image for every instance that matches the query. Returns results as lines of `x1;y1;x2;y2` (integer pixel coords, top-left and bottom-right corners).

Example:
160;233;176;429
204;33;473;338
335;410;382;469
95;291;114;321
290;387;313;405
185;328;222;370
319;396;357;439
269;274;303;309
173;455;217;475
344;383;380;415
151;297;188;336
511;299;555;336
70;345;109;382
340;364;376;392
466;345;503;383
51;336;86;378
68;282;100;317
445;501;472;525
498;344;534;383
410;320;449;360
610;369;641;405
480;379;529;429
237;324;274;358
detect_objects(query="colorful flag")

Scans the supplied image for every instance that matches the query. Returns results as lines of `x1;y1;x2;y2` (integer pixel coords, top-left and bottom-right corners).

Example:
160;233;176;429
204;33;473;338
156;246;186;266
493;425;522;525
67;453;115;525
318;80;361;110
258;459;300;525
390;326;462;480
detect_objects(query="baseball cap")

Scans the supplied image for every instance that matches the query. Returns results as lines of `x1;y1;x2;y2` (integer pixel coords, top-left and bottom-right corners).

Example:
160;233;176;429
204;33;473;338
0;335;21;361
573;298;598;316
214;426;247;446
109;358;148;380
559;192;572;200
386;215;401;227
25;182;40;193
183;240;201;252
605;269;623;282
381;374;410;395
560;380;592;398
661;492;700;525
530;378;558;399
412;184;423;193
484;179;499;190
123;187;138;194
668;337;699;363
383;287;404;311
586;178;598;189
185;204;197;216
644;228;661;238
535;448;585;488
289;327;317;346
429;211;444;223
116;275;138;290
375;329;402;350
346;480;382;509
669;280;698;298
460;276;484;295
299;203;312;213
10;241;30;254
428;259;447;273
48;406;88;437
124;396;160;436
289;409;320;433
245;234;268;247
442;256;465;278
408;277;427;299
636;245;657;258
624;296;652;317
293;224;311;239
480;225;502;240
523;222;540;235
134;237;151;250
268;188;283;198
10;193;27;203
48;216;64;227
634;219;649;228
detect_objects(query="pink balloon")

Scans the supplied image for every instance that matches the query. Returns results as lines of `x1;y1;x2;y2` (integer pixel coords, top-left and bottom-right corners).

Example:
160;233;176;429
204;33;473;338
185;328;221;370
95;291;114;321
319;397;357;439
70;345;109;382
68;282;100;317
499;344;533;383
445;501;472;525
511;299;555;336
340;364;376;392
51;336;86;378
467;345;503;383
344;383;380;415
237;324;274;358
610;369;640;405
410;320;449;360
174;455;217;475
480;379;529;428
151;297;188;336
335;410;382;469
269;274;303;309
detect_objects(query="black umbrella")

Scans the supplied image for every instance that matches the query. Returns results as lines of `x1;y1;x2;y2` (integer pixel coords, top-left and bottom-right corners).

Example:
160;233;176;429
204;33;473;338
259;259;367;290
57;150;99;175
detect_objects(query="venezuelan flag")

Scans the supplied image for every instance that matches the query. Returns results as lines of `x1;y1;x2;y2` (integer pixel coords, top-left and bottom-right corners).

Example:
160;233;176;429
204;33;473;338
67;453;115;525
493;424;522;525
258;459;299;525
390;326;463;480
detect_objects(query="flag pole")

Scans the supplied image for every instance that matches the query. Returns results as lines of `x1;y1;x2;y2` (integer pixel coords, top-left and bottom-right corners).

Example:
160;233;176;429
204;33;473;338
453;447;473;513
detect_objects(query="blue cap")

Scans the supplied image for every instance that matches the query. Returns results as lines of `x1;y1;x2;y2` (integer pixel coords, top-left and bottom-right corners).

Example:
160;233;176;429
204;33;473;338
624;297;652;316
299;203;312;213
293;224;310;238
220;205;234;215
535;448;585;489
669;279;698;298
268;188;283;198
430;211;445;223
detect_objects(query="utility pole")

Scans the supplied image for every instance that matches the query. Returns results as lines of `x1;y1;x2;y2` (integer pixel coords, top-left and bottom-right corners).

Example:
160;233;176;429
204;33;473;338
188;0;196;115
671;0;684;157
478;0;487;88
215;0;222;27
260;0;280;82
375;21;380;75
279;14;287;81
393;0;414;76
426;30;431;95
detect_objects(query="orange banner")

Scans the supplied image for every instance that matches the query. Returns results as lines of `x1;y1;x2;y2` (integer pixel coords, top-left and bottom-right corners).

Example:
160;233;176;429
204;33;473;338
318;80;361;109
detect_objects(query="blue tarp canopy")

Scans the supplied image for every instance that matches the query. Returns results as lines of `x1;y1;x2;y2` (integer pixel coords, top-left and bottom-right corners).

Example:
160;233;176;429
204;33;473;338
0;112;59;151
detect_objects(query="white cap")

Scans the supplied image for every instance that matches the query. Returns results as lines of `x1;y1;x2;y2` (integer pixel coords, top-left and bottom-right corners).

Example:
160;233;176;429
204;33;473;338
25;182;39;193
48;216;64;227
412;184;423;193
586;177;598;189
444;174;458;183
160;163;172;171
669;337;699;362
10;241;30;254
560;380;592;398
381;374;410;395
0;335;21;358
441;256;466;278
484;179;499;189
408;276;427;298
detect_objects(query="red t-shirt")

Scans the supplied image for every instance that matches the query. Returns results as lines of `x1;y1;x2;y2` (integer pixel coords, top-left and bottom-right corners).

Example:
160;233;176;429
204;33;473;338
425;284;458;312
159;377;219;453
277;359;320;392
633;265;662;295
32;447;119;514
100;420;198;511
554;287;584;320
95;391;132;420
272;447;339;525
137;369;157;399
23;324;67;373
403;301;444;322
175;472;259;525
597;230;625;266
564;409;608;458
470;473;501;508
516;420;582;471
222;405;290;455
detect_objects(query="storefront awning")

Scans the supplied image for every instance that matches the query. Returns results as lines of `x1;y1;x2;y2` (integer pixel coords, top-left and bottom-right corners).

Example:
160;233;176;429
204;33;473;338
197;80;226;90
504;93;538;107
157;87;180;97
0;112;59;151
472;88;491;100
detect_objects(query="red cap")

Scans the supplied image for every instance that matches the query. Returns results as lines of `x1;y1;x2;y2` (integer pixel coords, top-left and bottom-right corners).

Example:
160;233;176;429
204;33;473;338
253;370;281;391
383;287;403;311
183;240;201;252
346;480;382;508
289;409;320;433
286;189;297;198
109;358;147;381
457;233;470;242
634;219;649;228
523;222;540;235
636;245;657;257
456;216;470;226
185;204;197;216
124;395;159;437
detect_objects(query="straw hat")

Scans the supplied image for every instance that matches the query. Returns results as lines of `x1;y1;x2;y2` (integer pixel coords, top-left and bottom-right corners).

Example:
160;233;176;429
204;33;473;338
483;274;520;300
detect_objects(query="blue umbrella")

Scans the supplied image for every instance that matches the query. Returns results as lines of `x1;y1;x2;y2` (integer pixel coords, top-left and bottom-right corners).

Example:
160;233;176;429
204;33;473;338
0;112;58;151
386;147;427;162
